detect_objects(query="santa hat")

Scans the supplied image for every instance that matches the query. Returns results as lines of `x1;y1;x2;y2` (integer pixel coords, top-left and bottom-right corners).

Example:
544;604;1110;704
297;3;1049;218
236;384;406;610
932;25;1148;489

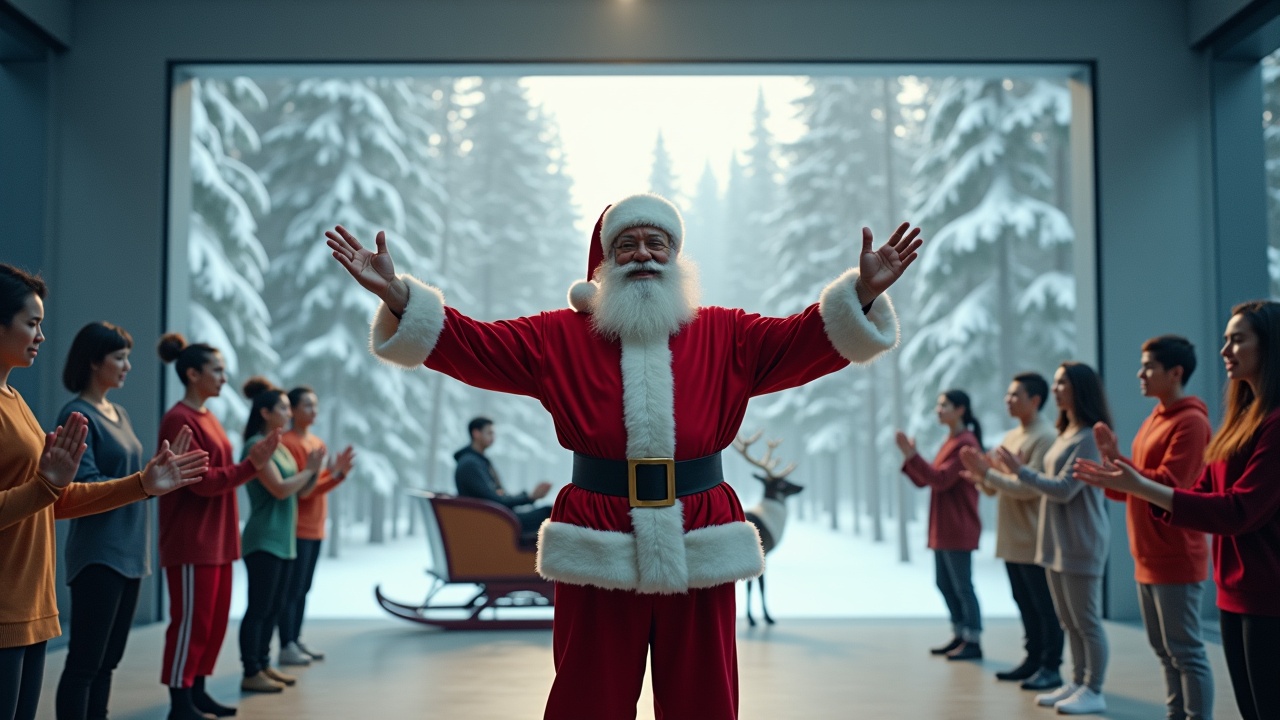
567;194;685;313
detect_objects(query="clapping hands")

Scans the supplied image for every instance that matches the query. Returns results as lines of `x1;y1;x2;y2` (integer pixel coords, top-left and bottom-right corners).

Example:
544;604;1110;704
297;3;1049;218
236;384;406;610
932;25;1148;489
37;412;89;488
894;431;918;460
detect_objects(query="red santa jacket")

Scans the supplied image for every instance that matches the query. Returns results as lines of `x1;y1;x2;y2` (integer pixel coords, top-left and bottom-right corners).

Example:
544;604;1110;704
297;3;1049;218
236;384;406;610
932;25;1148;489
370;269;899;593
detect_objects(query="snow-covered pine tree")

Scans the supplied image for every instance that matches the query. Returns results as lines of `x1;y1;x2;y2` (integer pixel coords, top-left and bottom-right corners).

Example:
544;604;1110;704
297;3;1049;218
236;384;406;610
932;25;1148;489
391;78;489;495
684;162;727;305
449;76;579;488
188;78;278;442
722;88;783;312
649;131;682;205
257;78;424;545
903;77;1075;446
749;76;887;530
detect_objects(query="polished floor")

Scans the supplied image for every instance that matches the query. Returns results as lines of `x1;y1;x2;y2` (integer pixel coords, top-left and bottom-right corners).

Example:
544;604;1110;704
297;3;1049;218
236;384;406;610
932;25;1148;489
35;618;1243;719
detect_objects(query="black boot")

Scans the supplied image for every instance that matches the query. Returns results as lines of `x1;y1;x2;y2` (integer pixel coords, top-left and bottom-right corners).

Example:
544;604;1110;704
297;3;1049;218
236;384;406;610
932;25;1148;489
995;657;1038;681
929;636;963;655
168;687;216;720
192;676;237;717
946;640;983;661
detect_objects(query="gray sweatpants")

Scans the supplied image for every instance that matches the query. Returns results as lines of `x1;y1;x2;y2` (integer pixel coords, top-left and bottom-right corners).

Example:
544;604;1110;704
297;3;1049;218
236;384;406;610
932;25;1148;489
1139;582;1215;720
1047;569;1109;692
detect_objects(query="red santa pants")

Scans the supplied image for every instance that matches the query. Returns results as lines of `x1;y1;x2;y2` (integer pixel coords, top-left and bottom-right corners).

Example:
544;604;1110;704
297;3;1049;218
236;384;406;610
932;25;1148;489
544;582;738;720
160;563;232;688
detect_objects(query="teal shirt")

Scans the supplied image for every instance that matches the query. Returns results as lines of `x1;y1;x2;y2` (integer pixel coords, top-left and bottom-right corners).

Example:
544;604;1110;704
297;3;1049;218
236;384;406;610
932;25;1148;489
240;435;299;560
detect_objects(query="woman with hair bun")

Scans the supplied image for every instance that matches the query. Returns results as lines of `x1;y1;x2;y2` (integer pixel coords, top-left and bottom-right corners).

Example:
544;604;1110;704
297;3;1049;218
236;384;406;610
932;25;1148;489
156;333;281;720
0;265;207;720
895;389;985;662
235;377;324;694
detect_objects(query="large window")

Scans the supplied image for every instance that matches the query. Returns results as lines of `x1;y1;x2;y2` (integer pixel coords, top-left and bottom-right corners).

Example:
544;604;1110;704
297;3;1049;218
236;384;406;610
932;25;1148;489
167;65;1094;618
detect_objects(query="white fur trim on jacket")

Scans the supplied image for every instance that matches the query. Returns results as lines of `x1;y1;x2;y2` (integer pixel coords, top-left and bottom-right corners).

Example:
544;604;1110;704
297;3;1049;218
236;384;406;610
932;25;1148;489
368;274;446;369
619;338;675;458
818;269;900;364
536;509;764;593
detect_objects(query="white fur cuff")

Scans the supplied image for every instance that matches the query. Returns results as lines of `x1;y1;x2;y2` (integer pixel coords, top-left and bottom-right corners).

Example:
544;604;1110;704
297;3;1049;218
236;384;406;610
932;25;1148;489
368;275;446;369
818;269;899;364
685;521;765;588
536;515;764;594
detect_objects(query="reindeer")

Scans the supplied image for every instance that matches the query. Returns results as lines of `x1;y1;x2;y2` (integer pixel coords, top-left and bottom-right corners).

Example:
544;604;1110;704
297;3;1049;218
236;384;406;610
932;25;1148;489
734;431;805;626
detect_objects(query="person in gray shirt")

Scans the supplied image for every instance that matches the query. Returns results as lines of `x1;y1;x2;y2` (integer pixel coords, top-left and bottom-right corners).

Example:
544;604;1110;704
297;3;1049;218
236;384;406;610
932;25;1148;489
53;323;180;720
962;362;1113;716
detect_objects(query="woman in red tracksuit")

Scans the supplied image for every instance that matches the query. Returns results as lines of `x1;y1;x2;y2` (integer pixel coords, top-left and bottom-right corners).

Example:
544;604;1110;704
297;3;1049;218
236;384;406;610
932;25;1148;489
155;333;280;720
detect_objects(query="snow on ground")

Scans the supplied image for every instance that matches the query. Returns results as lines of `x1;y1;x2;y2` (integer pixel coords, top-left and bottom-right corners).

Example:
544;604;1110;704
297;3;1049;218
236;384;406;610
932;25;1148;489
230;509;1018;620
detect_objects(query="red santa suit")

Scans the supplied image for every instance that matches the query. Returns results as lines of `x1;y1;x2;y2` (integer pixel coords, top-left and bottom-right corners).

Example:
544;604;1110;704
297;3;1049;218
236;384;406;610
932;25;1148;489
367;201;899;719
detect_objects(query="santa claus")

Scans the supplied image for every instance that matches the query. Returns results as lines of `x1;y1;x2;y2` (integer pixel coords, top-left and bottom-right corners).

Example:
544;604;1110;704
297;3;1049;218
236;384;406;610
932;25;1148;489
325;194;920;719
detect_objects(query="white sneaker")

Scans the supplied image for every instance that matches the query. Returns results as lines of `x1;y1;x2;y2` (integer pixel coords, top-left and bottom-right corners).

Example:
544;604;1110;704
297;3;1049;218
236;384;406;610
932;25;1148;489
297;640;325;661
1055;686;1106;715
278;642;312;666
1035;682;1081;707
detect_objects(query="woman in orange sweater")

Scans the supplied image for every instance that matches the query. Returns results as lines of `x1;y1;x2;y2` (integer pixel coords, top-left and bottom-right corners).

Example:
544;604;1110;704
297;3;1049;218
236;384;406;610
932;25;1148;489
275;386;354;666
0;264;208;720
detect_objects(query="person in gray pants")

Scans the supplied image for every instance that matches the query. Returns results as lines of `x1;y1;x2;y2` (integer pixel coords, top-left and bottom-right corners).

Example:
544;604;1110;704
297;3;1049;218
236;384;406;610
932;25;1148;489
1095;335;1215;720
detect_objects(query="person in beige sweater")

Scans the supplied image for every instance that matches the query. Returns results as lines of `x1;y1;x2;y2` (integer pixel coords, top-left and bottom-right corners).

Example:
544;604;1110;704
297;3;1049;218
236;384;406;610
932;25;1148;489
0;264;208;720
961;372;1062;690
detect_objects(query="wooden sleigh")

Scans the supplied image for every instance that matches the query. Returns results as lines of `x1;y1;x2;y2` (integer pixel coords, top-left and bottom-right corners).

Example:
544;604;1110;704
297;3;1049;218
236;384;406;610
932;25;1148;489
374;490;554;630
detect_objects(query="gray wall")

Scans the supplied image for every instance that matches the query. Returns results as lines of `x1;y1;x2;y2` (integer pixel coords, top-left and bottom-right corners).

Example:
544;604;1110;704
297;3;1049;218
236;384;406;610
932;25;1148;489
17;0;1263;621
1188;0;1257;44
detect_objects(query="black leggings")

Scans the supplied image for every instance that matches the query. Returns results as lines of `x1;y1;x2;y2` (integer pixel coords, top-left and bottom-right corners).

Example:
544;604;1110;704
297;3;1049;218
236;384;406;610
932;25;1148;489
278;538;322;646
0;642;47;720
1220;610;1280;720
239;552;294;676
55;564;141;720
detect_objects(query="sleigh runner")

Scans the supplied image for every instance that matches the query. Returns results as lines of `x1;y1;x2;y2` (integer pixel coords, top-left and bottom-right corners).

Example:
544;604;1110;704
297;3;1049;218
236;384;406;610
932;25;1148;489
374;490;553;630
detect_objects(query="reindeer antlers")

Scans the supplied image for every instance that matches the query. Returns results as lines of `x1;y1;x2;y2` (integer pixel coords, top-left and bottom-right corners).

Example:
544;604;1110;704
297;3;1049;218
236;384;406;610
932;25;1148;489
733;431;797;479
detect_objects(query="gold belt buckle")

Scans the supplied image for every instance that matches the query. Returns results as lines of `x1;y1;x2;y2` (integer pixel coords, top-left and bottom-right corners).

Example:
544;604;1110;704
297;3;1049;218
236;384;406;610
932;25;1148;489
627;458;676;508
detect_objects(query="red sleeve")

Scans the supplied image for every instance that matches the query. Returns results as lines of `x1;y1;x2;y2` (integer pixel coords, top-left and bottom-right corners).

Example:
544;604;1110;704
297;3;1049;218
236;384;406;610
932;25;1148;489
425;308;544;398
901;437;971;492
159;410;254;497
1168;417;1280;535
741;305;849;397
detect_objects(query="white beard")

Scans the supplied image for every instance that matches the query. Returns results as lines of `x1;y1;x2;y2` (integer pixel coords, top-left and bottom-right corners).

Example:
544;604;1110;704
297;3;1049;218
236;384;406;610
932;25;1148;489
591;255;701;342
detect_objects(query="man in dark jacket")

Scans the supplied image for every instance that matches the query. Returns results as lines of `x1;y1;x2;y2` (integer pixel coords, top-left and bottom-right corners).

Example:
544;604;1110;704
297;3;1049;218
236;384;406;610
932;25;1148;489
454;417;552;534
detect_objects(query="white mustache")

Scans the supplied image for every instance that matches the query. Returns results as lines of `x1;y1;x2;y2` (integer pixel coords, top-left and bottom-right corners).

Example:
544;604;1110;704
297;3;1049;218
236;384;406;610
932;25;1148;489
620;260;665;276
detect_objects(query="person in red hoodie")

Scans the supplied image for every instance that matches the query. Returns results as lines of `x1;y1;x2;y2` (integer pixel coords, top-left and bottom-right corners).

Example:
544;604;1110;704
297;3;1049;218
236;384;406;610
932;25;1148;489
155;333;281;720
1093;335;1214;720
1078;301;1280;720
897;389;984;661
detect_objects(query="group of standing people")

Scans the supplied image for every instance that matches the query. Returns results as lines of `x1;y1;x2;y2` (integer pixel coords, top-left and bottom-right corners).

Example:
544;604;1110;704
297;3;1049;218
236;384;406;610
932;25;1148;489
899;304;1280;720
153;338;354;717
0;262;353;720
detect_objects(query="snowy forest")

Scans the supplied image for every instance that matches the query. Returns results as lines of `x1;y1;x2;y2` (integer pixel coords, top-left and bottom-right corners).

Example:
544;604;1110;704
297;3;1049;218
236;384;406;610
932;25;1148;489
184;72;1079;561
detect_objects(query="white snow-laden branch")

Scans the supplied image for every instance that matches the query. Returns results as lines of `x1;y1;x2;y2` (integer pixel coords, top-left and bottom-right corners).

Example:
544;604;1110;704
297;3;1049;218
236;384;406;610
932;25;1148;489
919;175;1073;275
1017;271;1076;313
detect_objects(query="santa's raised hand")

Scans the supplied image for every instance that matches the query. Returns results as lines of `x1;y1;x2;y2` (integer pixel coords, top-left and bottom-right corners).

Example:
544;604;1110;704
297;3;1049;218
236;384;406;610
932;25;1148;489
855;223;924;305
325;225;411;316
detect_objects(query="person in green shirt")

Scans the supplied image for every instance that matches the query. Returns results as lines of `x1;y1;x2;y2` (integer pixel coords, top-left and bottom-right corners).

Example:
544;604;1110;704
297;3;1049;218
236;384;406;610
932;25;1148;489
237;377;324;694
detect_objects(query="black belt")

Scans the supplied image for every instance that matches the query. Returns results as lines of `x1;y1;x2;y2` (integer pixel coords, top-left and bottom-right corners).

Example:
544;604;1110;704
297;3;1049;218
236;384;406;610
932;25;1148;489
571;452;724;508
